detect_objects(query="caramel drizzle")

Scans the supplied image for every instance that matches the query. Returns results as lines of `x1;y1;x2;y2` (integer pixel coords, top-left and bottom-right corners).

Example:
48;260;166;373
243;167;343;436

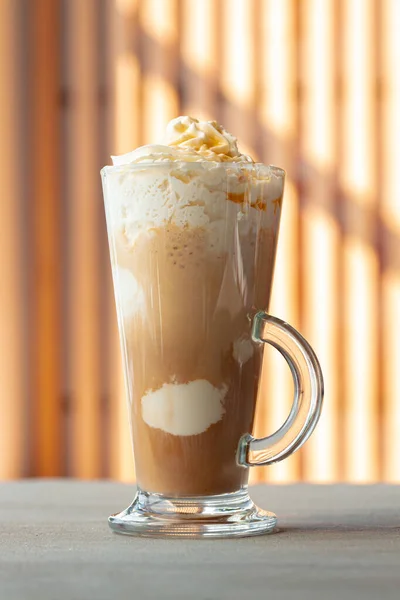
226;192;267;211
272;197;282;214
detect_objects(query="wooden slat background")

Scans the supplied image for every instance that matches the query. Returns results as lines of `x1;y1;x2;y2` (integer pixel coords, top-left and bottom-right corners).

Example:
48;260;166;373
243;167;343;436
1;0;398;483
30;0;63;477
0;0;24;479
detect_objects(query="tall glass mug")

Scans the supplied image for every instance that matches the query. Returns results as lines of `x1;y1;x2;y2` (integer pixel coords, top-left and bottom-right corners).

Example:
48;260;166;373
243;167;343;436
101;161;323;538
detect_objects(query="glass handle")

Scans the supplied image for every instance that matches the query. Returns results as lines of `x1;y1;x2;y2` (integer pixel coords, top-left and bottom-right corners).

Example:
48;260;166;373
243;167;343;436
237;311;324;467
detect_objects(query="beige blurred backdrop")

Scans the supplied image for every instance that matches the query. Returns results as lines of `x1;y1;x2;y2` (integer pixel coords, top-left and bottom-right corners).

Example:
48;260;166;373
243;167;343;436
1;0;399;483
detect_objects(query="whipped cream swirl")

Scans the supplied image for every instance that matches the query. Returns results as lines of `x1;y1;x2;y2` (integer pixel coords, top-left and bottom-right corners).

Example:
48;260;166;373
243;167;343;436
112;116;252;165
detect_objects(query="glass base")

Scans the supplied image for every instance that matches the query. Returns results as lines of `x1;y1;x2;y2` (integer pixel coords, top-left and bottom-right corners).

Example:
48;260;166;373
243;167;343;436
108;488;277;538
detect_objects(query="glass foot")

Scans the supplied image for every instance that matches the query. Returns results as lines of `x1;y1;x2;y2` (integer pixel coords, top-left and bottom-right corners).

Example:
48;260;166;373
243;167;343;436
108;488;277;539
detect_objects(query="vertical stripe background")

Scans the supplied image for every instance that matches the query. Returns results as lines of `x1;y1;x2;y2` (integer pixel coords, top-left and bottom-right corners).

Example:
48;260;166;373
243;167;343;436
0;0;397;483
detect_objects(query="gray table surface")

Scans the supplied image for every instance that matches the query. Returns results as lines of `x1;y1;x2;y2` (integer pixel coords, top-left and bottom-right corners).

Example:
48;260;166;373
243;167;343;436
0;480;399;600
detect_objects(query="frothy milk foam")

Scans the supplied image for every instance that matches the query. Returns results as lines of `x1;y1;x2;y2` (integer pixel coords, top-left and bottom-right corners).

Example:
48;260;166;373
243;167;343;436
141;380;227;436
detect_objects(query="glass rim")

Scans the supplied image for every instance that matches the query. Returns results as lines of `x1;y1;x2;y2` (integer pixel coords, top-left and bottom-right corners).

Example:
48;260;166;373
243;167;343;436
100;161;286;179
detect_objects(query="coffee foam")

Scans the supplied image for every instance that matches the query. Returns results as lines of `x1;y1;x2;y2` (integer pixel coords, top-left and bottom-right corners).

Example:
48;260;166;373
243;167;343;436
106;165;283;249
112;266;145;319
233;335;254;364
141;380;227;436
